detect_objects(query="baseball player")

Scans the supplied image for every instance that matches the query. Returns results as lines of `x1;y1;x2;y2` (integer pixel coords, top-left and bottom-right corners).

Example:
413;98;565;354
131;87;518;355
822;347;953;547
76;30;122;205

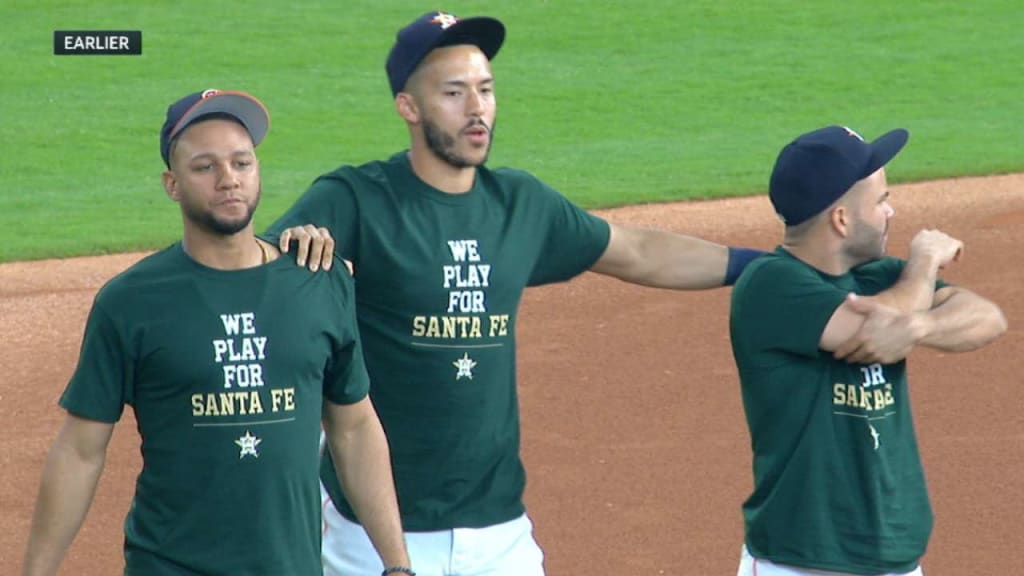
21;90;411;576
266;11;764;576
729;125;1007;575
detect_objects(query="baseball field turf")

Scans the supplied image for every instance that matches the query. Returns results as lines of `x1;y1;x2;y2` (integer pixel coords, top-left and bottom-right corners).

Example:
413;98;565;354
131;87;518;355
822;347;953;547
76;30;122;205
2;0;1021;262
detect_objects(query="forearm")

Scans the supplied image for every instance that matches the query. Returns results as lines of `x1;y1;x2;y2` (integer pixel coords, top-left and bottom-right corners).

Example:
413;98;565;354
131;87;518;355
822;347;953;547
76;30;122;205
592;225;730;289
23;441;106;576
327;419;409;568
872;254;941;312
632;229;730;289
916;290;1007;352
659;234;731;289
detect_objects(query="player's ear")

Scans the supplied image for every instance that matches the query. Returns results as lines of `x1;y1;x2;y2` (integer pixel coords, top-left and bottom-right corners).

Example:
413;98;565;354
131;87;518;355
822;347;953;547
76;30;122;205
162;170;181;202
829;205;850;238
395;92;420;124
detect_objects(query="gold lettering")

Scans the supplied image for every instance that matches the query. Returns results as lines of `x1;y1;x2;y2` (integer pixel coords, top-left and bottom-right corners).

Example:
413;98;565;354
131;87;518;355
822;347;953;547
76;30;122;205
454;316;470;337
833;383;846;405
410;315;489;339
190;391;266;417
425;316;441;338
270;387;295;411
219;393;236;415
205;394;220;416
884;384;894;406
488;314;509;337
442;316;457;338
859;387;871;410
846;384;859;407
249;390;264;414
873;390;886;410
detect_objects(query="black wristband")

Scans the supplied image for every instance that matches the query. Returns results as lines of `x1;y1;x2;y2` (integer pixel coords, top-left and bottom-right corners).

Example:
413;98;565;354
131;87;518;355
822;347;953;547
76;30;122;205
725;247;766;286
382;568;416;576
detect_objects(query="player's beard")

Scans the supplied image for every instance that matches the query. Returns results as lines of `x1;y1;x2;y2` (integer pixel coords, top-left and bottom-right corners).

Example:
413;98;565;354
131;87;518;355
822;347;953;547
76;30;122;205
181;184;262;236
423;116;495;168
843;211;888;265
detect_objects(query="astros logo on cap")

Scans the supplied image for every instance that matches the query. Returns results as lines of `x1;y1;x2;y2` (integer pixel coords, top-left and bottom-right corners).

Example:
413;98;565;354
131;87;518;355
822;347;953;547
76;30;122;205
202;88;220;99
431;12;458;29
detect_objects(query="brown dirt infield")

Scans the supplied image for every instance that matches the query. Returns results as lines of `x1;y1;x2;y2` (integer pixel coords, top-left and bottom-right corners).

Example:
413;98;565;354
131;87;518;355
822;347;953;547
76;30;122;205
2;174;1021;575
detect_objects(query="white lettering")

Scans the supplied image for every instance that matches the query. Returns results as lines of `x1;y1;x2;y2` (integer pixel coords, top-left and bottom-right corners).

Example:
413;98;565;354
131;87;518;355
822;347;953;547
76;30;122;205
442;264;492;288
446;290;486;313
240;312;256;334
220;314;243;335
446;240;481;262
860;363;886;387
213;340;229;362
223;364;265;389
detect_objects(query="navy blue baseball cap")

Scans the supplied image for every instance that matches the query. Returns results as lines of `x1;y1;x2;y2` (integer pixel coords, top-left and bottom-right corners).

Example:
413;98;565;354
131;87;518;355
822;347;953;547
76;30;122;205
769;125;909;226
386;11;505;97
160;89;270;167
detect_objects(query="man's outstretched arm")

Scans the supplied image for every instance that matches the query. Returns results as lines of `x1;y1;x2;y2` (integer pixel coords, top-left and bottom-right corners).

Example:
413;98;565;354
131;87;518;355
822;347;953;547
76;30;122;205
590;222;762;289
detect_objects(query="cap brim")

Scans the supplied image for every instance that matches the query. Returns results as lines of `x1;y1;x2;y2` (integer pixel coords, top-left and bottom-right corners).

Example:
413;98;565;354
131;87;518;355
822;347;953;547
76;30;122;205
170;91;270;147
438;16;505;61
864;128;909;176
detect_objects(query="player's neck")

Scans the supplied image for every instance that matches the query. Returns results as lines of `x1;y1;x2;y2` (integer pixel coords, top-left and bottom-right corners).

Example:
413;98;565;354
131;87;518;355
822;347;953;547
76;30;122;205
782;239;851;276
182;225;276;271
406;148;476;194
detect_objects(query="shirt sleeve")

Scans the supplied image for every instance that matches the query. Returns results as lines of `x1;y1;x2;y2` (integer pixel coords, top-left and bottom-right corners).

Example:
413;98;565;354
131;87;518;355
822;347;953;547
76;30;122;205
733;258;847;360
59;297;133;423
263;172;360;263
322;266;370;405
526;180;611;286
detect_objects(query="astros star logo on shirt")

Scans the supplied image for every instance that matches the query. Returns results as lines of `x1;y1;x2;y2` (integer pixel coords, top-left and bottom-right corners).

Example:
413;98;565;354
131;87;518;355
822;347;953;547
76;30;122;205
453;353;477;380
234;430;262;458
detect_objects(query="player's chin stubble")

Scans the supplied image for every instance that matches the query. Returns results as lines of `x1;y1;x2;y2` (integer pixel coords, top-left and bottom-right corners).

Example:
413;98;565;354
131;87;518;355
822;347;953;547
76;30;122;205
844;220;887;264
423;117;495;169
183;185;262;236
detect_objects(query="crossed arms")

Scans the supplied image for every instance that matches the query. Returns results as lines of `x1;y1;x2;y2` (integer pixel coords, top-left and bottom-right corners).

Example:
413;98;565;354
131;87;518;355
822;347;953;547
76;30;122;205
820;230;1007;364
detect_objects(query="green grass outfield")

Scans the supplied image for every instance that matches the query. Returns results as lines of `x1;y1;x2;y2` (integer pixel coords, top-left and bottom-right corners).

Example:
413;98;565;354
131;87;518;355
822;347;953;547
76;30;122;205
2;1;1021;262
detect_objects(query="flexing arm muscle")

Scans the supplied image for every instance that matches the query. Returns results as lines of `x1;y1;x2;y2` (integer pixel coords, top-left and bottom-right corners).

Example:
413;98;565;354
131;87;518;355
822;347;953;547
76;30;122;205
590;222;729;289
821;230;963;352
916;286;1007;352
829;286;1006;364
22;414;114;576
820;296;877;352
322;398;409;568
820;260;946;352
868;254;943;311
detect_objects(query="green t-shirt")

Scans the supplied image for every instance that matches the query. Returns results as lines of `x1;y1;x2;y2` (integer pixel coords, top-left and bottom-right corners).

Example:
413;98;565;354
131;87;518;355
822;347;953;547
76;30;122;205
730;247;941;574
60;243;369;576
267;152;611;530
